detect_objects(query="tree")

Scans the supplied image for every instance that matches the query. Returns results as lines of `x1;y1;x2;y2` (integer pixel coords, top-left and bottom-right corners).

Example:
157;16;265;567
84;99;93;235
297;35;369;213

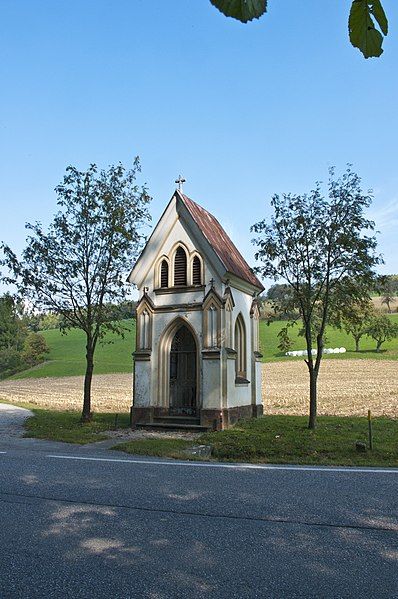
21;332;50;367
0;294;27;377
251;167;381;429
266;283;298;320
277;327;293;354
380;279;397;313
210;0;389;59
1;159;151;421
366;314;398;352
0;294;26;353
336;299;375;351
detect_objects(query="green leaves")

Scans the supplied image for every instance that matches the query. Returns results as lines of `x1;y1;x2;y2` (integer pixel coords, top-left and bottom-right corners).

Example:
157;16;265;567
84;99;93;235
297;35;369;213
209;0;389;58
210;0;267;23
349;0;388;58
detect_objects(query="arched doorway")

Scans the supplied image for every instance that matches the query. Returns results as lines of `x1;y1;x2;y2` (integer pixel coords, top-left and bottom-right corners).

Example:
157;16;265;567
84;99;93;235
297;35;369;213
169;325;197;416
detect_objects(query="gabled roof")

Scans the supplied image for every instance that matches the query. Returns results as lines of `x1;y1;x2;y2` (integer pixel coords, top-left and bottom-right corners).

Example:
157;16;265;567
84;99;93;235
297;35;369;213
178;192;264;291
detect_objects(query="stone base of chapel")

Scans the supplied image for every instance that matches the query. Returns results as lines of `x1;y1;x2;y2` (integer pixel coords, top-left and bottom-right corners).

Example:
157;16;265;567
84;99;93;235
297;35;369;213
130;404;263;430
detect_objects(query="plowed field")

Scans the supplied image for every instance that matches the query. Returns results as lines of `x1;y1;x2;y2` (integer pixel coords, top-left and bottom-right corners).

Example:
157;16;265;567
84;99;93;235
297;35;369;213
0;360;396;418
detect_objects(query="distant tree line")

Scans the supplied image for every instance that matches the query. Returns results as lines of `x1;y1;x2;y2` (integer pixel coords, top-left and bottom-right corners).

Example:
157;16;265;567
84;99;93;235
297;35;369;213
23;300;137;332
260;280;398;355
0;294;137;380
0;294;50;379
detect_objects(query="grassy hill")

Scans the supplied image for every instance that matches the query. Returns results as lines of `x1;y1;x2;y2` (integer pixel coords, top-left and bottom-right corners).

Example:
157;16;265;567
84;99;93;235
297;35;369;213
14;321;136;379
260;315;398;362
12;315;398;380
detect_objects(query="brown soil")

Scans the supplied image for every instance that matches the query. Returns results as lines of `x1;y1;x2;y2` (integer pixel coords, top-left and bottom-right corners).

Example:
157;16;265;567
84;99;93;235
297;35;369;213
0;360;396;418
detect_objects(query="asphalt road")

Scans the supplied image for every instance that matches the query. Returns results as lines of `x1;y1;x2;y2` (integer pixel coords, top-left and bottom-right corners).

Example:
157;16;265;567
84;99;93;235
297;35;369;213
1;435;397;598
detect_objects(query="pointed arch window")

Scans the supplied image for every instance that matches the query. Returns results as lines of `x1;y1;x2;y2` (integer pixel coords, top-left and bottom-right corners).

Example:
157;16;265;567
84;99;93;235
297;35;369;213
234;314;247;379
192;256;202;286
209;306;217;347
251;307;260;352
174;246;187;286
160;260;169;288
138;308;152;350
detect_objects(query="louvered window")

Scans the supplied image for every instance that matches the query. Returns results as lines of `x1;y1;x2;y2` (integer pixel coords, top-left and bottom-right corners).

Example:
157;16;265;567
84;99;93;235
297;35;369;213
160;260;169;288
192;256;201;285
174;247;187;286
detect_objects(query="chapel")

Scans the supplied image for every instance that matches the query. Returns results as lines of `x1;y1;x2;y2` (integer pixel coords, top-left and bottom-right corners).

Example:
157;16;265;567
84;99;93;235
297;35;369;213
128;180;264;430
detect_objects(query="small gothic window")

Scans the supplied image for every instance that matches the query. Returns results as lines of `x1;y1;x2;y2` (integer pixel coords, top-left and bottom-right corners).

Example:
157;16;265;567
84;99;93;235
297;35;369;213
174;246;187;286
235;314;246;379
160;260;169;288
252;309;259;352
192;256;201;285
209;306;217;347
140;309;151;349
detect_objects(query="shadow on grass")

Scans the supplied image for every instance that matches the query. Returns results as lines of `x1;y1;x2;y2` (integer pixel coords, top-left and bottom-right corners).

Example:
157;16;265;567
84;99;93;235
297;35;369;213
24;409;131;444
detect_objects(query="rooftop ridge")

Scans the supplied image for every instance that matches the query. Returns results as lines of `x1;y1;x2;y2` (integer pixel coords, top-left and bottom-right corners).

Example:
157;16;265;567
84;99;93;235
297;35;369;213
178;191;263;291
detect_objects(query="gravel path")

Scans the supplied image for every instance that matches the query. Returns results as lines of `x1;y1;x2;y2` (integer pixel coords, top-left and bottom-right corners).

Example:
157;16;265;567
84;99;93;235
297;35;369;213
0;403;33;439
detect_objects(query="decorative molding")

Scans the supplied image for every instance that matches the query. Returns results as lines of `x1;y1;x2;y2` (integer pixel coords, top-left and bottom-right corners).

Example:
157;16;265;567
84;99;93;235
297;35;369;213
223;286;235;309
224;272;263;295
202;349;221;360
235;377;250;386
203;288;223;348
154;285;205;295
136;293;155;314
133;350;152;361
203;286;224;309
225;347;237;360
154;303;203;314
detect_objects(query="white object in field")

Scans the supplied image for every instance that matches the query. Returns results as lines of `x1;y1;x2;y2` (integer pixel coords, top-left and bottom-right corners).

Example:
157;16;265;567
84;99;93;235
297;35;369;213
286;347;347;357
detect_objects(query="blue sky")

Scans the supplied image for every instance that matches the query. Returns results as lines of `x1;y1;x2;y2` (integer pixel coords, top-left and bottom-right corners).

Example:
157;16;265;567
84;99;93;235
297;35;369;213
1;0;397;292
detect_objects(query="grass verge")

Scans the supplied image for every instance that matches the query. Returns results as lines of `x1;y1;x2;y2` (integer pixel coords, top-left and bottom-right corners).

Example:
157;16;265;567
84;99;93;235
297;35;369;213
24;408;130;444
5;400;397;466
200;416;398;467
114;416;398;467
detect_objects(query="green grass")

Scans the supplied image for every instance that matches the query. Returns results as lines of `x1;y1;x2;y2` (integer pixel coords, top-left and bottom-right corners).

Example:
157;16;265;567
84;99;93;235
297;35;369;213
259;314;398;362
13;320;135;379
113;416;398;467
199;416;398;466
6;401;397;466
24;407;131;444
10;314;398;380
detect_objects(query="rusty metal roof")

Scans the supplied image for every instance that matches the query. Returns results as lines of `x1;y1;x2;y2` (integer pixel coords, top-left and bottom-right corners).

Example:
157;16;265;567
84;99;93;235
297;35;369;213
179;192;264;291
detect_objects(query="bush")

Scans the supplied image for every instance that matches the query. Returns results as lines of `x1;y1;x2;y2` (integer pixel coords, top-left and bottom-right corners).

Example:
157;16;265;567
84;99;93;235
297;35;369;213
0;348;23;379
21;333;50;367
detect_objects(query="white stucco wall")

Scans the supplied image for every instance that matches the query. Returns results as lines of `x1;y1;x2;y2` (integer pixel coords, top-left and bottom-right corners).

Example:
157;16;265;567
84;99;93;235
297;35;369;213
132;194;263;417
134;361;152;407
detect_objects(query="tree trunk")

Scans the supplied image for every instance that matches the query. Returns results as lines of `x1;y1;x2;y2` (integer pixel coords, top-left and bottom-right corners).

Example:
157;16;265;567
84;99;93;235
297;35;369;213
82;339;94;422
376;341;382;353
308;369;317;429
355;337;360;352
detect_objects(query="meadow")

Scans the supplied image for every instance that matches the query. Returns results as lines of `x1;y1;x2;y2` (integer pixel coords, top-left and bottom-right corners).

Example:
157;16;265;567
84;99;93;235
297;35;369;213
11;314;398;380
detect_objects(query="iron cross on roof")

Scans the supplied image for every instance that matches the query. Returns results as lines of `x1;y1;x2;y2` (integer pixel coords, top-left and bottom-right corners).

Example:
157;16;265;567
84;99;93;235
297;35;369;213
175;175;186;192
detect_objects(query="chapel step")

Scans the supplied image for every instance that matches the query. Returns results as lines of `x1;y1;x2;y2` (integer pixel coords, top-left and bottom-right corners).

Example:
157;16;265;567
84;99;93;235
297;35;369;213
154;416;201;425
137;422;210;432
